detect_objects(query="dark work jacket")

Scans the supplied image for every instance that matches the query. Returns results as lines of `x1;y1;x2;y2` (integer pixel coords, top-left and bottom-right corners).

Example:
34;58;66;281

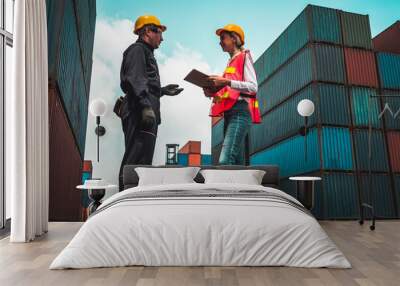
120;39;163;125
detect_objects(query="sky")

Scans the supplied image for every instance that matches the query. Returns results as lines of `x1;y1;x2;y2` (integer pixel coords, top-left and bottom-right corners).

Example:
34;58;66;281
84;0;400;191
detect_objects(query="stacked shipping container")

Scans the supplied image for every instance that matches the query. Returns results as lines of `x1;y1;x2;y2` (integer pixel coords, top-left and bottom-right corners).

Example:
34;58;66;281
373;21;400;216
210;4;399;219
46;0;96;221
177;141;212;166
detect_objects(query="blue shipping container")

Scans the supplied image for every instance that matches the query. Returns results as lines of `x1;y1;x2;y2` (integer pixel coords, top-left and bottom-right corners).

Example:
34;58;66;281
376;52;400;89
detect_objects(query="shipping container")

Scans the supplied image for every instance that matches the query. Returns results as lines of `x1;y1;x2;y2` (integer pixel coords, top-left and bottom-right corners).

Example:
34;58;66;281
177;153;188;166
376;52;400;89
201;154;212;166
258;44;345;115
352;129;389;172
250;128;320;177
57;0;89;158
379;90;400;130
211;118;224;148
394;175;400;212
358;173;396;218
188;154;201;166
386;131;400;173
211;144;223;165
211;116;223;127
46;0;65;78
344;48;378;87
351;87;382;128
179;140;201;154
317;172;359;219
255;5;343;84
48;85;83;222
373;21;400;54
249;83;350;154
321;127;353;170
83;160;93;172
340;11;372;49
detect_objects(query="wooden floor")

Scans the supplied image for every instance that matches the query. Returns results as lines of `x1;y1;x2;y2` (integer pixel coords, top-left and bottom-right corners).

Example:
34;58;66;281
0;221;399;286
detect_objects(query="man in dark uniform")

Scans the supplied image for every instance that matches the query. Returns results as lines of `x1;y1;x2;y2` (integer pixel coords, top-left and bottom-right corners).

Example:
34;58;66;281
118;15;183;191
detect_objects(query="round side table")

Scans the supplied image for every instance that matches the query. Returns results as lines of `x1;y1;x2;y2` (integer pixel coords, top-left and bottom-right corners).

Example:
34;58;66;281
289;176;321;210
76;184;117;214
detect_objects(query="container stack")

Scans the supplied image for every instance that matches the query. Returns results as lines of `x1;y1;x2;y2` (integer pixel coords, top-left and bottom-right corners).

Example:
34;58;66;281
177;141;212;166
46;0;96;221
239;4;398;219
81;160;93;221
373;21;400;215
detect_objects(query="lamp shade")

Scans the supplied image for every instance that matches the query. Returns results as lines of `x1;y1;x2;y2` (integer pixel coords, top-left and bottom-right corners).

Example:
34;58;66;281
89;99;107;117
297;99;315;117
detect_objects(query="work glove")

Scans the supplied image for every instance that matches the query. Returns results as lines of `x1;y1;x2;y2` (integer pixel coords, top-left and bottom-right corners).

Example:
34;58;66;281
141;107;156;130
161;84;184;96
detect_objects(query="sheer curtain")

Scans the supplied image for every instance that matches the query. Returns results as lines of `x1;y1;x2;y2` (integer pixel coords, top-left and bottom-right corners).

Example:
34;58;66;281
8;0;49;242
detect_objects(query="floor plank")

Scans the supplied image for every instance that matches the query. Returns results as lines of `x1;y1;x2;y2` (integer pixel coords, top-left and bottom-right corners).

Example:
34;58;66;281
0;221;399;286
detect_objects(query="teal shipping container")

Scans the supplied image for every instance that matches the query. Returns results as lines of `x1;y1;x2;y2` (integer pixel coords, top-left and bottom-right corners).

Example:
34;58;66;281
379;90;400;130
250;127;353;177
211;118;224;148
351;87;382;128
178;153;188;166
340;11;372;49
249;83;350;153
255;5;343;84
376;52;400;89
201;154;212;166
359;174;397;218
258;44;345;115
352;129;389;172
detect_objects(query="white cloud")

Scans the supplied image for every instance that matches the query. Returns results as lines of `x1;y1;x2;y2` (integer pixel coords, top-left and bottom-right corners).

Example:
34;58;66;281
85;18;215;194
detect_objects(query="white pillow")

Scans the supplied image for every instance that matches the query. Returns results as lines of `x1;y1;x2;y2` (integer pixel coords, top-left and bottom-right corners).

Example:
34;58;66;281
200;169;266;185
135;167;200;186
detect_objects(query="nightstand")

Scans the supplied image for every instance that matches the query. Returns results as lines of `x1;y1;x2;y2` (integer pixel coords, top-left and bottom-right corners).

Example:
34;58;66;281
289;176;321;210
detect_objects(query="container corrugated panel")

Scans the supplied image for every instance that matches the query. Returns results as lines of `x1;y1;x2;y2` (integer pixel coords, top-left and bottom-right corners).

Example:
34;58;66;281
179;141;201;154
188;154;201;166
344;48;378;87
373;21;400;54
253;52;265;85
309;5;342;44
211;144;222;165
250;128;321;177
314;44;345;83
317;172;359;219
317;83;350;125
201;154;212;165
47;0;66;79
74;0;96;93
321;127;353;170
211;118;224;148
177;153;188;166
340;11;372;49
48;85;83;222
359;173;396;218
249;85;316;154
261;9;309;83
259;47;313;114
353;129;389;172
386;131;400;173
376;52;400;89
351;87;382;128
380;90;400;130
57;0;89;157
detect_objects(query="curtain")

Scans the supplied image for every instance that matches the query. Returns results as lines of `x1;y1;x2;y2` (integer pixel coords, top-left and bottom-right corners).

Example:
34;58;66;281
8;0;49;242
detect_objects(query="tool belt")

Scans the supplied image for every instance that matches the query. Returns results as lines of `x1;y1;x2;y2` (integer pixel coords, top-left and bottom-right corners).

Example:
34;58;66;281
113;95;126;118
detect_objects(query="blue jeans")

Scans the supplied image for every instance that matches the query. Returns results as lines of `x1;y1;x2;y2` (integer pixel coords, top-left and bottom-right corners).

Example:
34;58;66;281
219;100;251;165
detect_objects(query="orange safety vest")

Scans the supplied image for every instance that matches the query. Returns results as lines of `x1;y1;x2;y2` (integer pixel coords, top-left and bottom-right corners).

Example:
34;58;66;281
209;50;261;124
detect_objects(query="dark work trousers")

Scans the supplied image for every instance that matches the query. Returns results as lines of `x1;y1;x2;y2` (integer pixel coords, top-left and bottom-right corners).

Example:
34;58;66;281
118;113;158;192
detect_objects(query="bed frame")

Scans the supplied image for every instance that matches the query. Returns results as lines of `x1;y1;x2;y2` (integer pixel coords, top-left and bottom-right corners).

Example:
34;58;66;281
122;165;280;190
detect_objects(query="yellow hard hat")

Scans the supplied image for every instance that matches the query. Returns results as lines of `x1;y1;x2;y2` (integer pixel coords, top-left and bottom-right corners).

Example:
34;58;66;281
216;24;245;45
134;15;167;35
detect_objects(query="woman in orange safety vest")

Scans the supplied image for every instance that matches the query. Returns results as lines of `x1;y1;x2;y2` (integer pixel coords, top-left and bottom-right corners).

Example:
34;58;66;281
204;24;261;165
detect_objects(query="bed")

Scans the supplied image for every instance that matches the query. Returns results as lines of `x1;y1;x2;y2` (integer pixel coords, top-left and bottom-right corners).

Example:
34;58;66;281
49;165;351;269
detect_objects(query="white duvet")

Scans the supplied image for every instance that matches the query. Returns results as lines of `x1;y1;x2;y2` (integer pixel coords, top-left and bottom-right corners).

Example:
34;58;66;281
50;183;351;269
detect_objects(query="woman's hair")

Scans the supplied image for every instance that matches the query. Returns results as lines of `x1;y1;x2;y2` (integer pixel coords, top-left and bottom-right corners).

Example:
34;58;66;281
230;32;245;51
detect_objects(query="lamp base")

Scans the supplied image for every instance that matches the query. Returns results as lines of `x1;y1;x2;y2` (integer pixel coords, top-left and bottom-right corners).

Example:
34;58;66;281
95;126;106;136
